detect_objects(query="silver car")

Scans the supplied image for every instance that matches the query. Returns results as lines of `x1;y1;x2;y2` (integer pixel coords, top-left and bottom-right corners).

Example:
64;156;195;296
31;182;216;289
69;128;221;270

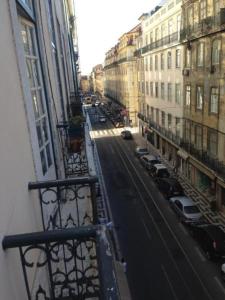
169;196;202;223
134;146;149;158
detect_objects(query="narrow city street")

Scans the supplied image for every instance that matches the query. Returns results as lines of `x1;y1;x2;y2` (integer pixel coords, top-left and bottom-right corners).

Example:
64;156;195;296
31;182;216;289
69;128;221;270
88;106;225;300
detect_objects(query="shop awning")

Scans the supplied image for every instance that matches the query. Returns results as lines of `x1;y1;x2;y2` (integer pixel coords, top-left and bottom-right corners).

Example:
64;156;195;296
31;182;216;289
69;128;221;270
177;149;189;160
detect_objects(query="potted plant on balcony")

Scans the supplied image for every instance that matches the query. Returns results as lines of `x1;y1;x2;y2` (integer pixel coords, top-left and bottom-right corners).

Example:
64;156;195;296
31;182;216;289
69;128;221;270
68;115;85;153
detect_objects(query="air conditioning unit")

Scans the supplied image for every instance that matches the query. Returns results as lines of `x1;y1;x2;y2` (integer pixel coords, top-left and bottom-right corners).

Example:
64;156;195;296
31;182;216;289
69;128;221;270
182;69;190;76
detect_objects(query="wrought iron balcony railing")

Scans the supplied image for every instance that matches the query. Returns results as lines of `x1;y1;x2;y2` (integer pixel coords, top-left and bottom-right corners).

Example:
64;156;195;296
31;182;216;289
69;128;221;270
182;142;225;179
57;122;88;177
149;120;182;147
2;177;120;300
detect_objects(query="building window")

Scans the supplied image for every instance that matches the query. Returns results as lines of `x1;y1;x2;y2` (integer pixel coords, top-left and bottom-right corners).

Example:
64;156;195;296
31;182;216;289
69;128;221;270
155;55;158;70
161;24;166;38
196;86;203;110
167;51;172;69
197;43;204;67
175;83;181;104
168;83;172;102
161;111;165;127
146;82;149;95
185;85;191;106
168;114;172;130
212;39;221;65
200;0;207;21
156;108;159;124
155;82;159;97
161;83;165;99
185;120;191;142
150;82;153;96
150;32;153;43
141;81;145;93
176;117;181;136
150;56;153;70
176;49;181;68
210;87;219;113
207;130;217;156
187;6;193;28
186;49;191;68
20;20;52;175
195;126;202;150
161;53;164;70
151;107;154;120
155;28;159;41
214;0;220;15
147;105;150;117
145;57;148;71
138;81;141;92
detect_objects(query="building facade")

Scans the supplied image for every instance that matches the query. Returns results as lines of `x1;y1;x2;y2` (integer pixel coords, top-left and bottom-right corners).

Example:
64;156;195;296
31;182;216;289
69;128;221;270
136;0;184;169
91;64;104;98
80;75;90;94
0;1;117;299
104;25;141;126
181;0;225;209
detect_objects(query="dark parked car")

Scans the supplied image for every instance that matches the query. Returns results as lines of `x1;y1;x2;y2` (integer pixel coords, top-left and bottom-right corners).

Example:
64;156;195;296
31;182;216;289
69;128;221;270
149;164;170;178
155;177;184;198
188;223;225;259
140;154;160;170
121;130;132;139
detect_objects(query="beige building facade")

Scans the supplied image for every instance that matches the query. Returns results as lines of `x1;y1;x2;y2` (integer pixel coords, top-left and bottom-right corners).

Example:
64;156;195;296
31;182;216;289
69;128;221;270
181;0;225;210
104;25;141;125
0;0;81;299
136;0;184;168
80;75;90;94
91;64;104;98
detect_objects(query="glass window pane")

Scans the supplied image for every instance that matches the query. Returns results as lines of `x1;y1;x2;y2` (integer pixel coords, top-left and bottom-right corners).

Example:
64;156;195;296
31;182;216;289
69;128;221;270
26;59;34;86
42;117;49;142
21;24;29;55
37;90;45;115
40;150;47;175
32;91;40;118
46;143;52;167
32;60;40;86
36;121;43;147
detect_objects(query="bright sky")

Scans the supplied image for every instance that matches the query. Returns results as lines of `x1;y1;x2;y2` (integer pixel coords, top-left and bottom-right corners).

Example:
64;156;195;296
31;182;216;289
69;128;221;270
75;0;162;75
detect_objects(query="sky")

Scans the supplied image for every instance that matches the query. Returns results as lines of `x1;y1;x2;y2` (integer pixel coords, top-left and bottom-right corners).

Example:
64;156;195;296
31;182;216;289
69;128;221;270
75;0;161;75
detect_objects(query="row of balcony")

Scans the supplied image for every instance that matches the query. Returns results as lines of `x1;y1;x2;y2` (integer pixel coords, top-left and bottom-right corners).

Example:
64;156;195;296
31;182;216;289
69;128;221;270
137;113;225;179
134;31;179;57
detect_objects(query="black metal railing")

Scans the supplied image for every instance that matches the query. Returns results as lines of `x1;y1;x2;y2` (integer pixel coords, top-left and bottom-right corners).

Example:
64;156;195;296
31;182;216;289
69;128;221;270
180;17;214;41
149;120;182;147
2;225;120;300
182;141;225;178
28;177;98;231
57;123;88;177
139;31;179;55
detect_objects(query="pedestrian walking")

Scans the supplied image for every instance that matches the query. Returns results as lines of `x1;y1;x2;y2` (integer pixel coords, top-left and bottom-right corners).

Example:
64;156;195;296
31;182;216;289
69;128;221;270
121;257;127;273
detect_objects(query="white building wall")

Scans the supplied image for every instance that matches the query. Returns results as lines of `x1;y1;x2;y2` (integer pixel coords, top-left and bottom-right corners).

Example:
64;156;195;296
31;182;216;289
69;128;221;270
0;1;43;299
141;0;184;137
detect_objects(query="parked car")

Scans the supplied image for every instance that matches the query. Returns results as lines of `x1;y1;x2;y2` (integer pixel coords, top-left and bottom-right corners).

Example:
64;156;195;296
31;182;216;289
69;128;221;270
149;163;170;178
134;146;149;157
121;130;132;139
155;177;184;198
99;116;107;123
140;155;160;170
188;223;225;260
169;196;202;223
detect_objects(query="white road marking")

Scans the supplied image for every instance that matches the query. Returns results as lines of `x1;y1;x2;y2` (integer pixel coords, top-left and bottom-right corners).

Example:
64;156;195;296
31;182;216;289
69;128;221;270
214;276;225;294
141;219;152;240
161;264;179;300
194;246;206;262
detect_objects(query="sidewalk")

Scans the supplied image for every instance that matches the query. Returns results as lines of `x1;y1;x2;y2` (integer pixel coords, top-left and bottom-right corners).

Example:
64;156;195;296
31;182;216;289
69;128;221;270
131;127;225;231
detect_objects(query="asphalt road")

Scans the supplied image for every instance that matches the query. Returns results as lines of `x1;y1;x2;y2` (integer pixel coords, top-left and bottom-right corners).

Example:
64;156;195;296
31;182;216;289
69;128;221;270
88;106;225;300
